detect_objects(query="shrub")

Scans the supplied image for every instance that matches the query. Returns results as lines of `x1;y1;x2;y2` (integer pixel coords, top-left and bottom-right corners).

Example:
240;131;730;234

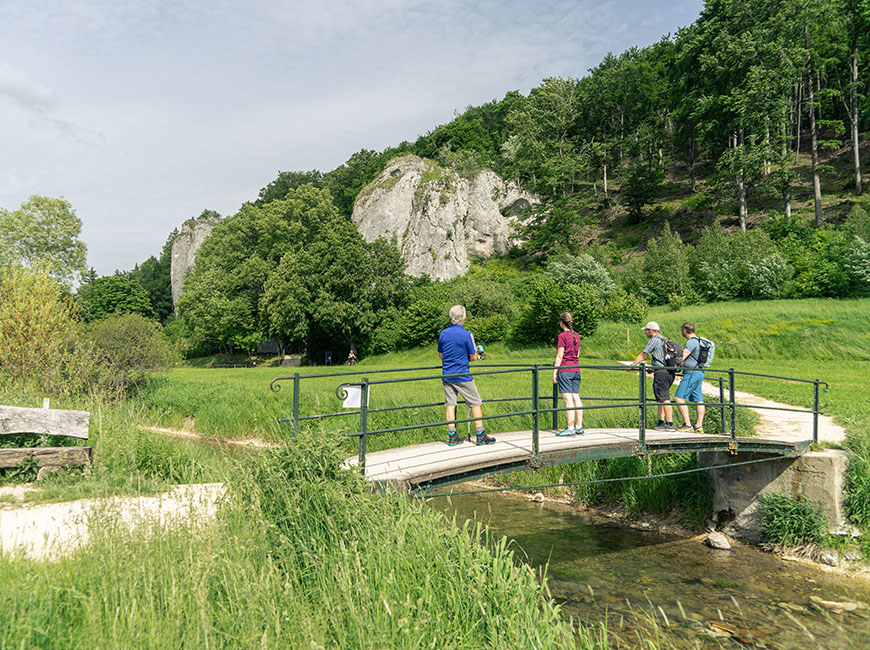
640;222;691;304
512;278;602;344
667;293;687;311
466;314;510;344
745;251;793;299
545;253;616;297
681;190;715;212
691;225;792;301
0;264;79;391
760;493;828;549
367;307;404;355
602;289;648;324
401;299;445;348
844;237;870;296
85;313;178;396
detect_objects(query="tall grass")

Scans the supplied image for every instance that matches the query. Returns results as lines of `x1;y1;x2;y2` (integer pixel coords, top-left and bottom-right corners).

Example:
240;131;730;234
0;441;585;649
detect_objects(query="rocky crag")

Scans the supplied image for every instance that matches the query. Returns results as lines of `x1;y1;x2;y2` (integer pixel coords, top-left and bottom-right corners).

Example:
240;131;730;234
352;155;535;280
170;214;220;305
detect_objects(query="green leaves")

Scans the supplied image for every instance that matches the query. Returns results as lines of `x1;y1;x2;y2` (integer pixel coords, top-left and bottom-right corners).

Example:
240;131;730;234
0;195;87;286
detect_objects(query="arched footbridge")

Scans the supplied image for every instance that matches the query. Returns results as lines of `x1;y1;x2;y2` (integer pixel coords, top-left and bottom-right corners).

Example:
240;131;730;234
270;363;827;495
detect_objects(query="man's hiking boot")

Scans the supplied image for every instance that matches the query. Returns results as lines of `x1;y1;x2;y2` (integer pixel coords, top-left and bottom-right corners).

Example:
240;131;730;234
693;426;705;435
556;428;575;437
447;432;464;446
575;427;585;435
475;432;496;445
675;424;693;433
654;422;669;431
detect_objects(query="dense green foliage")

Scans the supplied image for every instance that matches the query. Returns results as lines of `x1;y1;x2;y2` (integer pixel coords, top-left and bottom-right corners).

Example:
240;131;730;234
76;274;155;322
0;195;88;286
177;185;409;358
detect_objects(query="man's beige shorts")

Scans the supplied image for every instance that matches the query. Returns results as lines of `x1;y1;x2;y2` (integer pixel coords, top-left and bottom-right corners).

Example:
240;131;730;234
443;381;482;408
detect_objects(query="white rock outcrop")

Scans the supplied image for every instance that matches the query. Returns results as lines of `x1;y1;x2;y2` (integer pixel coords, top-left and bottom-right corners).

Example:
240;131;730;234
170;215;220;305
352;155;535;280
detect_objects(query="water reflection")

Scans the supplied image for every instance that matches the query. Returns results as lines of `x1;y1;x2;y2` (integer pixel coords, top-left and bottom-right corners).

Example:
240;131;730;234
428;490;870;649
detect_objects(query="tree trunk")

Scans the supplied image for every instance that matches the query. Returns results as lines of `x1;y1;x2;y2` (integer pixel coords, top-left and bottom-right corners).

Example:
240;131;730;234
736;130;747;233
807;64;824;226
851;46;863;195
603;162;608;198
689;138;696;192
764;120;771;177
794;80;802;162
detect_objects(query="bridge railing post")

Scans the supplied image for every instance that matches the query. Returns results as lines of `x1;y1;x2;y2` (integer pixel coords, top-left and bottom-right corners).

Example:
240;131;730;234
813;379;820;446
729;368;736;441
718;377;726;435
358;378;369;475
638;363;646;454
532;365;540;465
552;382;559;431
292;372;300;442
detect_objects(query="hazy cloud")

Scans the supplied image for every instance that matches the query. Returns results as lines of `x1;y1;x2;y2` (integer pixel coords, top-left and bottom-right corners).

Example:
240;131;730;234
0;0;704;274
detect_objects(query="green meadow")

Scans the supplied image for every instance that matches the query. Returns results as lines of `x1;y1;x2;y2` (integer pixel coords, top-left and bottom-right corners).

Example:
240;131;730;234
2;298;867;648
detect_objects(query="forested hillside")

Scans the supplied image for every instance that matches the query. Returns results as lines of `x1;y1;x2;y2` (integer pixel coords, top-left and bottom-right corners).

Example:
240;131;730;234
64;0;870;361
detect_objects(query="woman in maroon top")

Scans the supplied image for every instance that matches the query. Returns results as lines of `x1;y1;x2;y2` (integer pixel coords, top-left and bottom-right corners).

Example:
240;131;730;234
552;312;584;436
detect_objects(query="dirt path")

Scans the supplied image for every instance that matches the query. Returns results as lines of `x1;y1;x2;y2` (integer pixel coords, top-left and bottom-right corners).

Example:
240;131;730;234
139;425;278;448
692;376;846;444
0;483;225;560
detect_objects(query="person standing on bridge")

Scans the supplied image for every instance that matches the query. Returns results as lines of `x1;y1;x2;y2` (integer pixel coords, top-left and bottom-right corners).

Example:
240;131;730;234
629;321;675;431
438;305;496;447
553;312;584;436
674;322;706;434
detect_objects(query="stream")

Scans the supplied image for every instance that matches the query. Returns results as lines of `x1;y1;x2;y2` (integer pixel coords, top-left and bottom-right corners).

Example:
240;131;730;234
428;490;870;649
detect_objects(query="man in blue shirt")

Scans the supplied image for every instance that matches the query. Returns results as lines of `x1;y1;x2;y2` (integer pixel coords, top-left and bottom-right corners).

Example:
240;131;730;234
437;305;496;446
674;322;706;434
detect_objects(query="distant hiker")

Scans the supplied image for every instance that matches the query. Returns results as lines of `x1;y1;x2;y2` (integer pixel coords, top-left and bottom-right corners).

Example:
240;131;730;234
674;322;706;434
629;321;675;431
437;305;495;446
553;311;584;436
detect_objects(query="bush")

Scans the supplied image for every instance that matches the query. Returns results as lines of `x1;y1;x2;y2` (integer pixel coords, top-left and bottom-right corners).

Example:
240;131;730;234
0;264;79;391
512;278;602;344
844;237;870;296
545;253;616;297
465;314;510;344
667;292;688;311
401;299;445;348
85;313;178;396
602;289;648;324
691;225;792;301
367;307;404;355
640;222;691;304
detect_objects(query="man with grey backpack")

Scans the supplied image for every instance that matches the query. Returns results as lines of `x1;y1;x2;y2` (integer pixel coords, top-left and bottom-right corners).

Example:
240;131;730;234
674;322;715;434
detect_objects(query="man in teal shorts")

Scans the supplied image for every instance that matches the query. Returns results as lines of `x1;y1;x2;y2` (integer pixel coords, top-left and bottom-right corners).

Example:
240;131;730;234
674;322;706;433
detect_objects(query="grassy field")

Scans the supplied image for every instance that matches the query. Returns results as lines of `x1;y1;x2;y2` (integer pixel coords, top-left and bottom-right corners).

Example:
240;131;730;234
1;298;866;647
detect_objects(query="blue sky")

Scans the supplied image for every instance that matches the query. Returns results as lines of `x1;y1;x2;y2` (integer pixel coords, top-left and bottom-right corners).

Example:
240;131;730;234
0;0;703;275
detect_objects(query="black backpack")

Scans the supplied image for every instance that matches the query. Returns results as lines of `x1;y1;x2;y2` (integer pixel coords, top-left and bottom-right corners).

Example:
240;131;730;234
661;337;683;370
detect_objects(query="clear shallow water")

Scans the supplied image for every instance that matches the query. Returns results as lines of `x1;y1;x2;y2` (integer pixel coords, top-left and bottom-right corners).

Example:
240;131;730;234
428;490;870;649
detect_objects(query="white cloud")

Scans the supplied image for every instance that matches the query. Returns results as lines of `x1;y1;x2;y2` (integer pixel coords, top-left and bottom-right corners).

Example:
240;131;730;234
0;60;57;110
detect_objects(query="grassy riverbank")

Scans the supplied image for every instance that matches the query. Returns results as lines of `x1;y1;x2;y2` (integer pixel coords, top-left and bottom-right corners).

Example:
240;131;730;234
1;442;586;649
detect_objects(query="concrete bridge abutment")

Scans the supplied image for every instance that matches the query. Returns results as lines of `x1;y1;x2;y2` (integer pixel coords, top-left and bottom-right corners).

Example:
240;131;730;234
699;450;849;542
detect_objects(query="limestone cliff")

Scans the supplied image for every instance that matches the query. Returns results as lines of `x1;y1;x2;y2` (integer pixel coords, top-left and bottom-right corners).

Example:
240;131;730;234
170;215;220;305
351;155;535;280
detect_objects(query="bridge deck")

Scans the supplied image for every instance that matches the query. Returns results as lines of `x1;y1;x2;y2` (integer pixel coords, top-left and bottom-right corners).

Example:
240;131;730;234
344;428;810;491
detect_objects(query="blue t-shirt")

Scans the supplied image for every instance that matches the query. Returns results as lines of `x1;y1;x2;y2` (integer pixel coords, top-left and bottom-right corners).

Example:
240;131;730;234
683;336;701;369
438;324;475;383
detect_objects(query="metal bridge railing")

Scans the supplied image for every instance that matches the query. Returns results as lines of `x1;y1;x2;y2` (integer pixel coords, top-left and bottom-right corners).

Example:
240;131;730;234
270;364;828;475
